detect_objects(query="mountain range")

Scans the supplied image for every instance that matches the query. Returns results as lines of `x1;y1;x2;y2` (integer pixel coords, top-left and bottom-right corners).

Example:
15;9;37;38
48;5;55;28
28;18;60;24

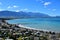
0;11;51;18
0;11;59;19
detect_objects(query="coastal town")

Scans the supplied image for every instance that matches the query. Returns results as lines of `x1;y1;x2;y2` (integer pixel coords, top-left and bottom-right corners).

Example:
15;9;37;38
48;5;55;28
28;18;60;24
0;19;60;40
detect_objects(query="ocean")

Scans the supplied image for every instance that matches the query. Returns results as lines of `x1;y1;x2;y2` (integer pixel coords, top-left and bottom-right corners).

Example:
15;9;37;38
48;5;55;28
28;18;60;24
6;18;60;32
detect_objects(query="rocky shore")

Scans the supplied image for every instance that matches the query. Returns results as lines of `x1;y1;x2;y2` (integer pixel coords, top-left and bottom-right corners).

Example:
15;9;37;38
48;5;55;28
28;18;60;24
0;20;60;40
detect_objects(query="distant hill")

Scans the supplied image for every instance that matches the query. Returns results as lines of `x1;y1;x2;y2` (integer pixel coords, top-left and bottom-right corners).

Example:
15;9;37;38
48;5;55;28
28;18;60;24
55;16;60;18
0;11;51;18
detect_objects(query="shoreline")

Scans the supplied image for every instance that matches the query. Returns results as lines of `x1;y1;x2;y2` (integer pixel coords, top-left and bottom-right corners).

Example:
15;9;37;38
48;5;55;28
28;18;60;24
18;24;58;33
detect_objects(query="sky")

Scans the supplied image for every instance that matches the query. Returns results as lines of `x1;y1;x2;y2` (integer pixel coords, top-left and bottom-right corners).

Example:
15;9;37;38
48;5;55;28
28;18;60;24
0;0;60;16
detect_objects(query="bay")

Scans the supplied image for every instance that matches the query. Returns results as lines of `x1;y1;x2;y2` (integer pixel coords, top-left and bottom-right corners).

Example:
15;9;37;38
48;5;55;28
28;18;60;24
6;18;60;32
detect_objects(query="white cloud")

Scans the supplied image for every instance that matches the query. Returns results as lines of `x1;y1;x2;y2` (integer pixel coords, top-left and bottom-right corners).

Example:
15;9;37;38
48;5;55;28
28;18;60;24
7;5;19;9
48;9;56;11
13;5;18;8
52;9;56;11
23;8;28;11
0;2;2;5
15;10;20;12
20;8;28;11
7;6;11;9
0;9;4;11
44;2;51;6
15;8;28;12
36;0;51;8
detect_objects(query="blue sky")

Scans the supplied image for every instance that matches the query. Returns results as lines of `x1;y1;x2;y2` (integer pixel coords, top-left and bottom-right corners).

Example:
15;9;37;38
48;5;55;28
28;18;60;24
0;0;60;16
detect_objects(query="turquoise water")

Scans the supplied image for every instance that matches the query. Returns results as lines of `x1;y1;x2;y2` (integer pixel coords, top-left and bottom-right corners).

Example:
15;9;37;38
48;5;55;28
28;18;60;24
6;18;60;32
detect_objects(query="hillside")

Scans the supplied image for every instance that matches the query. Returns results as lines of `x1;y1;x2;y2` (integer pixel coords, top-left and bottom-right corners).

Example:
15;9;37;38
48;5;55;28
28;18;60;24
0;11;50;18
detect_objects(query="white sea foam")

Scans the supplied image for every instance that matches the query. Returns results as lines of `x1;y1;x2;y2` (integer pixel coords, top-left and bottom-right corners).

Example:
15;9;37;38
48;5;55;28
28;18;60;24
18;24;36;29
18;24;51;32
